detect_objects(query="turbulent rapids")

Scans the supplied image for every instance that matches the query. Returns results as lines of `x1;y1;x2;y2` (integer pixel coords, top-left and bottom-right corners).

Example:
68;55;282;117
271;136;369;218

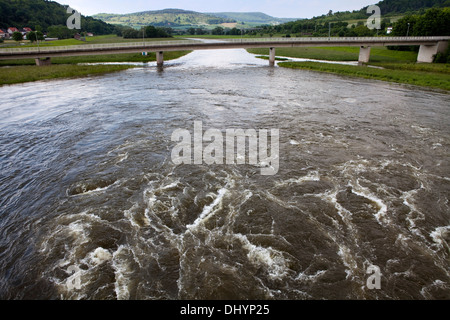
0;48;449;300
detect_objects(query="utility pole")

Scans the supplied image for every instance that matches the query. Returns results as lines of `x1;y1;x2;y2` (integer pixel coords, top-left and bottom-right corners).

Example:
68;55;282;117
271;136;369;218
406;23;410;37
36;30;40;53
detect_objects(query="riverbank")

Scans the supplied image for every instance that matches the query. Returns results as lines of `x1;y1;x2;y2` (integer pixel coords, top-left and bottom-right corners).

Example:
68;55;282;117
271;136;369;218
0;64;135;86
0;51;191;86
248;46;418;63
248;46;449;91
278;61;450;91
0;51;191;66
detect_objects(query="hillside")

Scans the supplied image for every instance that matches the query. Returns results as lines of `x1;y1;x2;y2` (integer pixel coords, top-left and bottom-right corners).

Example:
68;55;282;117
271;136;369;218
308;0;450;23
0;0;115;34
256;0;449;38
376;0;450;15
93;9;235;29
206;12;300;26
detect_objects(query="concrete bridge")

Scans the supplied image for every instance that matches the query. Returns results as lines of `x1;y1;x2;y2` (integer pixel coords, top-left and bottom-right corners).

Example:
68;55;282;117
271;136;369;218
0;36;448;66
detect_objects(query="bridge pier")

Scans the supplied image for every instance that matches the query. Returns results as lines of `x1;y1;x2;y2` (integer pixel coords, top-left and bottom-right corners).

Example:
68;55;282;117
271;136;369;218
35;57;52;66
417;41;448;63
358;46;371;65
269;47;276;66
156;51;164;67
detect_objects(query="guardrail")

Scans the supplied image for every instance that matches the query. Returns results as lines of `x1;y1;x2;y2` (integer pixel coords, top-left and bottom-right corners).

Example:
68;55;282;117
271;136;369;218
0;37;448;55
225;36;450;43
0;39;203;54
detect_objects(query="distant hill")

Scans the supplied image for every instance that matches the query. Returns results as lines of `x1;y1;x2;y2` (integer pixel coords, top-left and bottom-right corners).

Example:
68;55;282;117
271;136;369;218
93;9;302;29
206;12;301;25
93;9;236;29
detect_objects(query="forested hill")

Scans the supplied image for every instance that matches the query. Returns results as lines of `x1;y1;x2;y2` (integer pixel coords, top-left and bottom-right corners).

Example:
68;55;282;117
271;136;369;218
0;0;116;34
376;0;450;15
93;9;235;29
308;0;450;22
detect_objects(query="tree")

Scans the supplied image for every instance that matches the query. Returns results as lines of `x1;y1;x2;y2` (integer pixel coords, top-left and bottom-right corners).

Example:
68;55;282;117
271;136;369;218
47;25;76;39
212;27;224;35
353;25;374;37
12;31;23;41
196;28;206;35
27;31;44;42
122;28;139;38
413;7;450;36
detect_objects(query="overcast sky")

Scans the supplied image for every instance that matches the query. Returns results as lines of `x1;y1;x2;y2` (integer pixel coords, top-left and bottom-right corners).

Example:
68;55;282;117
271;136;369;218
56;0;374;18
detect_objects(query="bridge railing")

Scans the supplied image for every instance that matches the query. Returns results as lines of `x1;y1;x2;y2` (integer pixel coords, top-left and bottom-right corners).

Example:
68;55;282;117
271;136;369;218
0;36;448;54
223;36;450;43
0;39;203;54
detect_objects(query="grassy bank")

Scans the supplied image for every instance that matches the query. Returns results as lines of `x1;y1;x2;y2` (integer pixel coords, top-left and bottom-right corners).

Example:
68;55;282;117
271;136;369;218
248;46;418;63
0;64;136;86
0;34;191;85
0;50;191;85
0;51;191;66
278;61;450;91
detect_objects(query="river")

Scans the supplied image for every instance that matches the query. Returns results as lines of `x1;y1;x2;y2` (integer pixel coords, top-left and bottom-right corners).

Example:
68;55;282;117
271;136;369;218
0;48;449;300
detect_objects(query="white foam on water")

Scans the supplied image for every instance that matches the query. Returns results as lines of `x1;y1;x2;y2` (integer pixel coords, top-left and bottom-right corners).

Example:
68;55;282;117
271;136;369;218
351;181;388;225
275;171;320;187
395;234;412;251
295;270;327;282
117;152;129;163
89;247;113;266
420;279;449;299
263;190;299;210
401;187;427;237
160;181;180;190
111;245;133;300
322;190;353;223
337;245;359;280
70;179;121;196
430;226;450;253
144;207;182;249
124;203;150;228
234;233;289;280
186;187;228;231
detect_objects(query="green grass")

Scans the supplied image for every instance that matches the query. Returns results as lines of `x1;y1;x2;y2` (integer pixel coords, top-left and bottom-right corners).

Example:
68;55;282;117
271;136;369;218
255;56;289;61
0;64;135;86
0;51;191;66
248;46;418;63
278;61;450;91
0;47;191;85
370;62;450;74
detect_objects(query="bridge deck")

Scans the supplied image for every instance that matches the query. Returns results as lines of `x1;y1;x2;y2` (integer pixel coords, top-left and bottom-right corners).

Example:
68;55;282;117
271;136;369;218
0;37;449;60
